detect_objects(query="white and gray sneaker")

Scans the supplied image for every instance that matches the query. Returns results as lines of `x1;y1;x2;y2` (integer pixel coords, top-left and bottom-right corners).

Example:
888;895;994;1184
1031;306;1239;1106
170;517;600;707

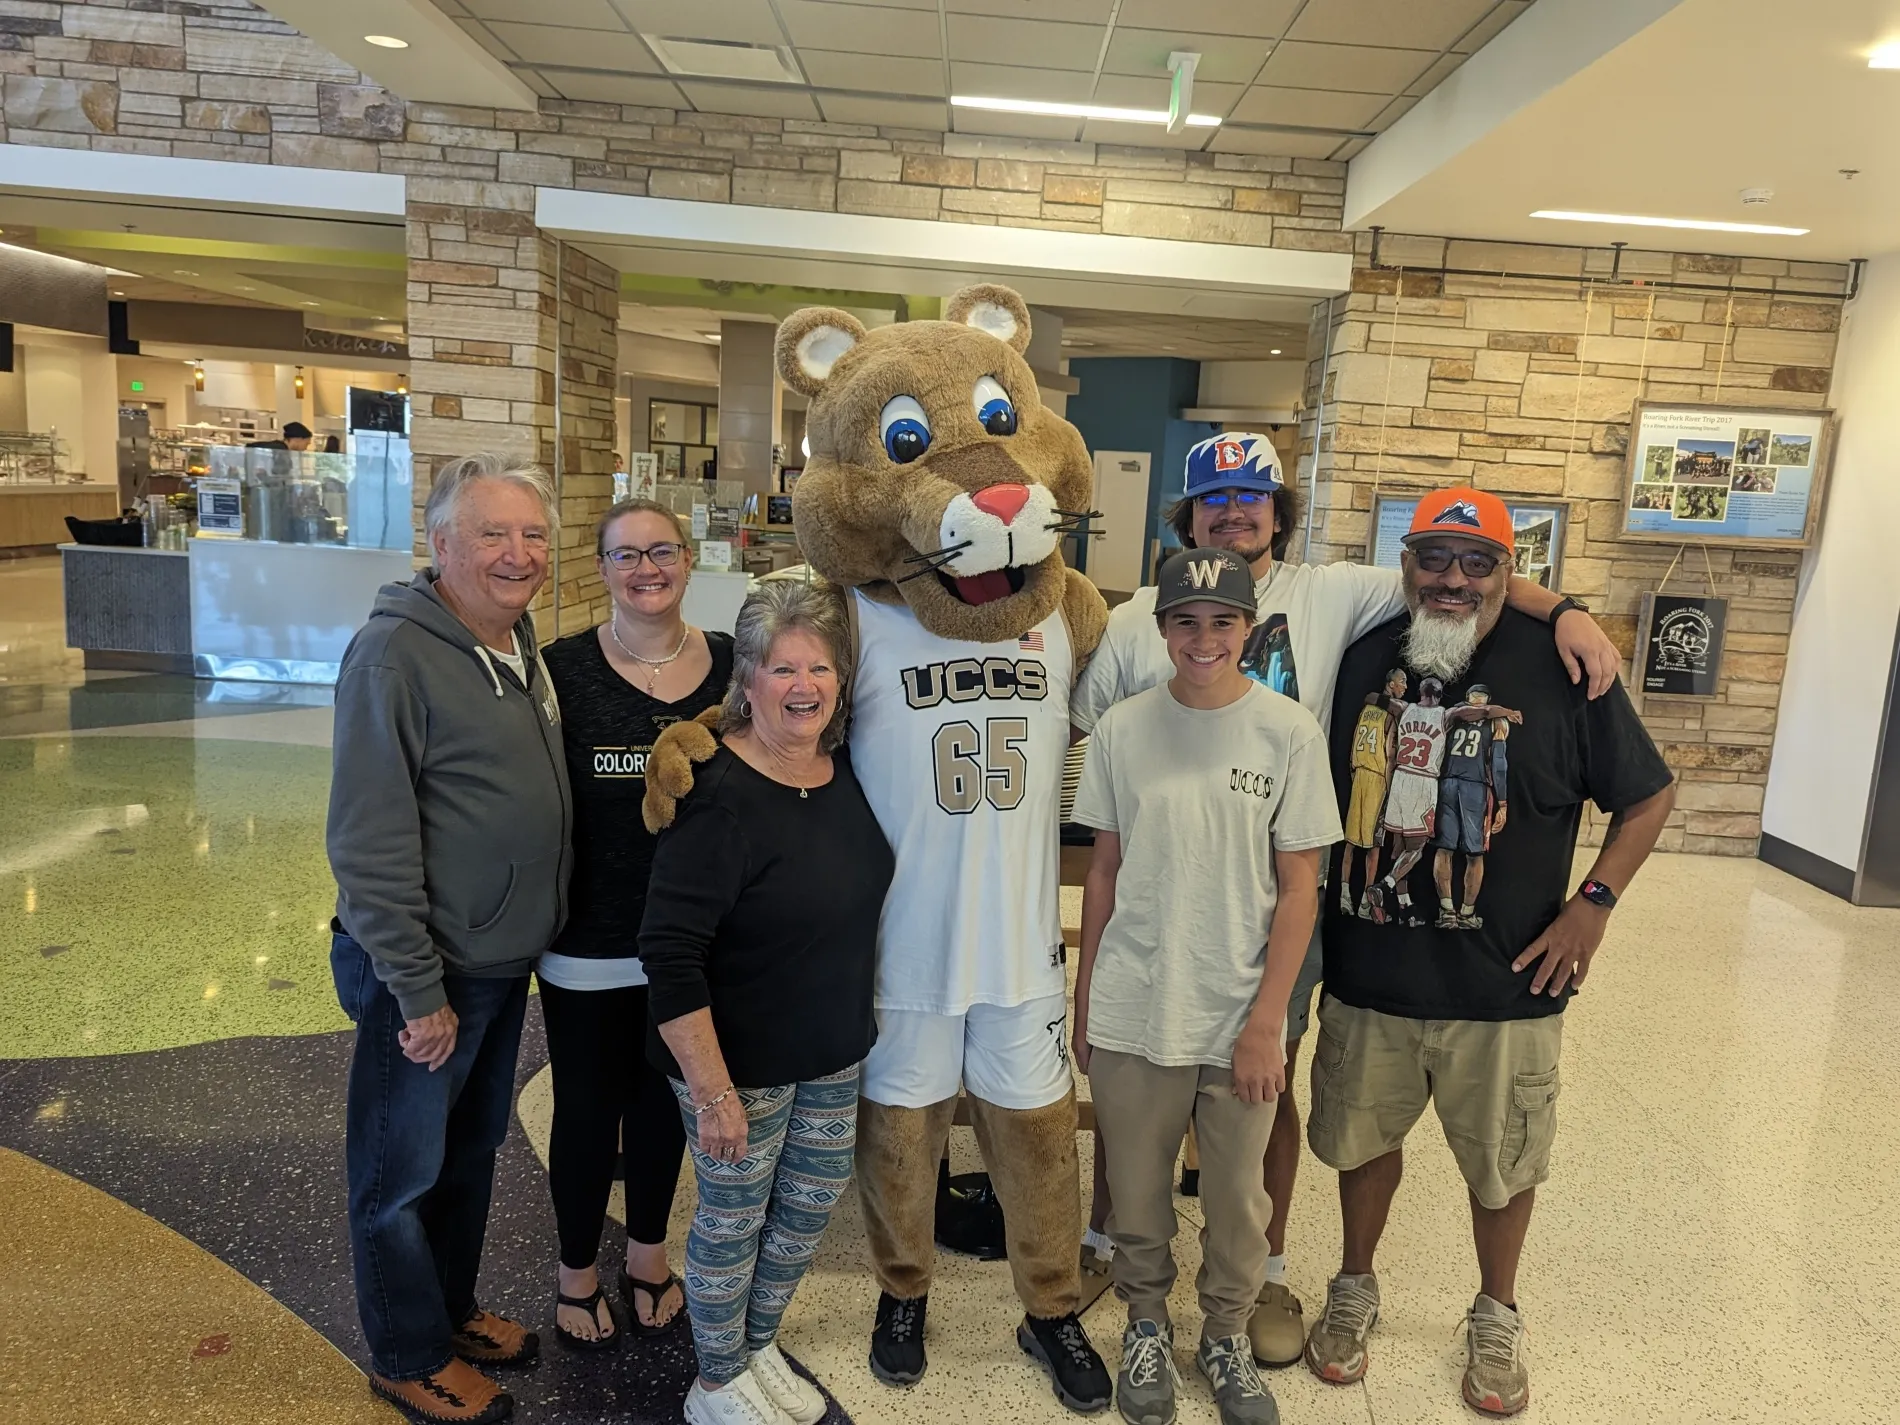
1195;1334;1280;1425
683;1371;795;1425
1117;1319;1179;1425
747;1340;828;1425
1462;1294;1530;1417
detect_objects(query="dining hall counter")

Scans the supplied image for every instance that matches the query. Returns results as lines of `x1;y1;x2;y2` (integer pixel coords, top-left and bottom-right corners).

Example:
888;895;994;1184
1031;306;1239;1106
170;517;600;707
1;483;121;553
60;543;193;674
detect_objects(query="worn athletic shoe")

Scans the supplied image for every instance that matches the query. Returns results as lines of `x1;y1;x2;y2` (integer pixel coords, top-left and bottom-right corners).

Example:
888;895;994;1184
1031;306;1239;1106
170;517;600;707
1247;1281;1305;1369
684;1372;795;1425
1019;1311;1113;1413
869;1291;928;1387
748;1340;827;1425
1195;1334;1280;1425
1116;1319;1179;1425
1462;1294;1530;1416
451;1308;539;1367
1303;1272;1380;1385
369;1360;513;1424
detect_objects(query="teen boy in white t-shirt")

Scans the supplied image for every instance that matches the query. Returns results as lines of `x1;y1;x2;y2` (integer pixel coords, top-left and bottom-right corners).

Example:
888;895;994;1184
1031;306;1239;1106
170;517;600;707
1073;547;1343;1425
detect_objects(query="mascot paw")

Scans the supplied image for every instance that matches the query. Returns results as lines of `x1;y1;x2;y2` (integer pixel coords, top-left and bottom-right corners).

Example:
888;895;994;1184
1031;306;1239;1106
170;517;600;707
641;706;723;833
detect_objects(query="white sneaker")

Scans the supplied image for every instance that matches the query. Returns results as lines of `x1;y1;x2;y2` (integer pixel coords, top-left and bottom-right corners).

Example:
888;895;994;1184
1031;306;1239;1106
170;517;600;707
747;1340;828;1425
684;1371;795;1425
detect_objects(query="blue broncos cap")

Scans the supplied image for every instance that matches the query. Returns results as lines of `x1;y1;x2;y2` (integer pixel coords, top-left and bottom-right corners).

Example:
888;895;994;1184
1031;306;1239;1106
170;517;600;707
1184;432;1284;498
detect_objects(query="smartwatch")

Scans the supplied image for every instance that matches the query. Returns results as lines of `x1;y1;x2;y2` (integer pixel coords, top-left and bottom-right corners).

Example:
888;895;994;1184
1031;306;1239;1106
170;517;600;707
1578;878;1618;910
1549;595;1590;624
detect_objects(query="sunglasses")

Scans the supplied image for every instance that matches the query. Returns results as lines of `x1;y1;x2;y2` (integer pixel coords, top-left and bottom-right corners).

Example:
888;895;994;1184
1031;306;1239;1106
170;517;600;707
1194;490;1271;508
604;542;685;570
1410;544;1502;578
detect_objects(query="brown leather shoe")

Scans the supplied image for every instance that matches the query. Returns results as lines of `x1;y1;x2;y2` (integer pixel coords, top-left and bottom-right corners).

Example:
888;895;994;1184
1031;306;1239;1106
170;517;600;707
452;1308;540;1367
369;1359;513;1423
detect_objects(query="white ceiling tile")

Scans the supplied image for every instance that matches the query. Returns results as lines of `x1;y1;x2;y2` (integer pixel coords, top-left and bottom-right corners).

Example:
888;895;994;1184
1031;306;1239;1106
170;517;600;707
1227;85;1386;129
1100;29;1273;85
436;0;471;14
1367;92;1417;129
950;61;1099;103
945;14;1107;70
1257;40;1434;93
487;23;663;71
1089;74;1242;117
606;0;786;45
1453;1;1531;54
549;71;686;105
776;0;940;57
1404;51;1468;97
799;49;946;97
1331;135;1371;160
519;69;562;99
793;0;936;9
950;109;1086;142
1113;0;1302;40
1287;0;1497;52
1206;126;1346;159
818;93;950;128
1076;118;1213;150
455;19;521;64
945;0;1117;20
462;0;626;30
676;81;823;117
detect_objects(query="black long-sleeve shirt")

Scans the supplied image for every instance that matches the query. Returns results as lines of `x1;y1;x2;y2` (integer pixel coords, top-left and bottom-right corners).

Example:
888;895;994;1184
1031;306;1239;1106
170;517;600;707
640;745;893;1087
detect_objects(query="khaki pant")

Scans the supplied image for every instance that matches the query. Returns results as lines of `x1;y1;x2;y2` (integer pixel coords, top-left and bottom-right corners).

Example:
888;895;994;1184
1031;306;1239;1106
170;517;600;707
1088;1049;1277;1341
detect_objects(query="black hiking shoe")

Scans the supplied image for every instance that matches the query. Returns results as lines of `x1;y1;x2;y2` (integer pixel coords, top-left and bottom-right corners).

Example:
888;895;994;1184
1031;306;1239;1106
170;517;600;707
870;1291;928;1386
1018;1312;1112;1413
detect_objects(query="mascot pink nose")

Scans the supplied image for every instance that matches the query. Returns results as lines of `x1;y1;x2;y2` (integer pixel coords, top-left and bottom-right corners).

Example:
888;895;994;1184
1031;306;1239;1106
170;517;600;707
971;483;1031;526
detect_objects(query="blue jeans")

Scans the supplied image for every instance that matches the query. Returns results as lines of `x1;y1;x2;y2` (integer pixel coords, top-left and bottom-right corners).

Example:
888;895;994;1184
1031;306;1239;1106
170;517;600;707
332;932;530;1380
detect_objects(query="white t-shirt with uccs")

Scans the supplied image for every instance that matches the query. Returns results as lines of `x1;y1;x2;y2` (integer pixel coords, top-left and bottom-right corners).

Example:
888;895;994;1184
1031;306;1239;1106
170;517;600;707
1072;681;1342;1069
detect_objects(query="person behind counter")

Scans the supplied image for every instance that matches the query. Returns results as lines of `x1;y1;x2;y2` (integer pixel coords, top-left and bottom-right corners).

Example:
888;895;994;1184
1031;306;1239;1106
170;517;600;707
640;579;894;1425
537;500;733;1351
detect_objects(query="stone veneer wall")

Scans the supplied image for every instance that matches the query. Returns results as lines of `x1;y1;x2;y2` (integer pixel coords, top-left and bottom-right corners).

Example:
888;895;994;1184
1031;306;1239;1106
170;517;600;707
1299;234;1849;856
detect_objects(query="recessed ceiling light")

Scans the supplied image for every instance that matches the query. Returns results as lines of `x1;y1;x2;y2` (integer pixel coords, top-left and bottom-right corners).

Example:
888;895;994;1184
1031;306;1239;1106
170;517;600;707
645;35;802;84
174;269;197;276
952;95;1220;127
1530;209;1808;236
112;290;124;297
1869;41;1900;68
1269;348;1283;355
301;301;319;307
364;35;409;49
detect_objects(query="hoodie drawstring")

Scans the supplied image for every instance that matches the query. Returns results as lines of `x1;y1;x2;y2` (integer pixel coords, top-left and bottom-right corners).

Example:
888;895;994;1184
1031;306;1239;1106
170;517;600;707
472;644;506;699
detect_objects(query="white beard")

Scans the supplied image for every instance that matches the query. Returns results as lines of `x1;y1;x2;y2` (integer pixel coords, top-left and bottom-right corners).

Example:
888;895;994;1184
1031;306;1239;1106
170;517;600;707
1403;610;1482;681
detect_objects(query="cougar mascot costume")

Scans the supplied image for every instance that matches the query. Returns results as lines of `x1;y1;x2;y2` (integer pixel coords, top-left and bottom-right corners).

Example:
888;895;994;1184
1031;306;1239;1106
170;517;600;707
646;285;1114;1410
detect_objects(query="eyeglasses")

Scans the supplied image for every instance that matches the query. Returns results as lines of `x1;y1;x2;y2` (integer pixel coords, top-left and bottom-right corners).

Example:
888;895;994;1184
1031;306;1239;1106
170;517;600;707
1410;544;1502;578
604;542;684;570
1194;490;1270;508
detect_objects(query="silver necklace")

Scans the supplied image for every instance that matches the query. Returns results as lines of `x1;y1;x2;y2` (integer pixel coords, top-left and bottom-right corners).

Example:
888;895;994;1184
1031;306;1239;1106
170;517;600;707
765;742;817;799
610;617;689;693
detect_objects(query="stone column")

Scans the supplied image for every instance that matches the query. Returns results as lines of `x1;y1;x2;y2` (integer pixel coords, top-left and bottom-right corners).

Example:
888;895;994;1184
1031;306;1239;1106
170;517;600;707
716;319;782;501
553;243;619;632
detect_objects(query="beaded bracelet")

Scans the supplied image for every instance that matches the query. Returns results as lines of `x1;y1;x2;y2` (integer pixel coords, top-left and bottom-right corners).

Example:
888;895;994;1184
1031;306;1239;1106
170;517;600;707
692;1085;735;1115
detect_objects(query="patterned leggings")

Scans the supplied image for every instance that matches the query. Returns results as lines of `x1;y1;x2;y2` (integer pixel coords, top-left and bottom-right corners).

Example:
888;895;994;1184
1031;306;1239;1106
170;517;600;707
671;1067;860;1385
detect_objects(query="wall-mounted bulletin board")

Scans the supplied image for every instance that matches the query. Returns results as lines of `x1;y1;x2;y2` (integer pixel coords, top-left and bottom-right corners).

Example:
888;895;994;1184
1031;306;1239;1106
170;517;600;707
1621;401;1834;548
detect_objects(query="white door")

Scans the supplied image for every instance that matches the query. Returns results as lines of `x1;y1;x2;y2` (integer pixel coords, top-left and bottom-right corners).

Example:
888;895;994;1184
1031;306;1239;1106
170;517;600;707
1090;450;1151;594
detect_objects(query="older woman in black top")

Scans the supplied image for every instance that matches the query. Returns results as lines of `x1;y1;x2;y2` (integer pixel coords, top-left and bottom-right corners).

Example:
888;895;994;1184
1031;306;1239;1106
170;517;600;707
641;579;893;1425
538;499;733;1350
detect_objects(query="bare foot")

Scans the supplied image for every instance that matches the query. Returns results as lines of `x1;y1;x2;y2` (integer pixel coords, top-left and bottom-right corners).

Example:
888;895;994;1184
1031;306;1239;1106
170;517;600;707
556;1263;616;1342
625;1241;683;1328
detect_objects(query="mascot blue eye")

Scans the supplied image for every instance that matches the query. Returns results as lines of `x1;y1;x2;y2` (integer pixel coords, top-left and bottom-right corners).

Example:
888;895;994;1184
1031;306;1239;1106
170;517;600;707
973;376;1017;436
879;395;932;464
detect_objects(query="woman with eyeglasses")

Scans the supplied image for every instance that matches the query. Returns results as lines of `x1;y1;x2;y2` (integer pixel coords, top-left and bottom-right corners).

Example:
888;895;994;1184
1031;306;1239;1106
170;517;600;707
537;498;732;1351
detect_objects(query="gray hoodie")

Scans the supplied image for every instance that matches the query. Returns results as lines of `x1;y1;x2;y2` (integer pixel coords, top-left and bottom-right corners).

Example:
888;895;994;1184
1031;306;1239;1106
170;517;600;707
327;572;572;1021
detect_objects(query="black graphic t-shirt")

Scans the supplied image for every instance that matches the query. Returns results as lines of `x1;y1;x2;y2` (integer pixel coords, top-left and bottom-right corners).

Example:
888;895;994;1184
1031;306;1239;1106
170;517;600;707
1324;608;1672;1021
542;627;734;960
1240;612;1300;704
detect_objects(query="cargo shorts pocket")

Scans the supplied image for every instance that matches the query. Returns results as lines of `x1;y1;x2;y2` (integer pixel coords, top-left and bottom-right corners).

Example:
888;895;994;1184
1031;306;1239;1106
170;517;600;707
1499;1068;1560;1179
1308;1023;1348;1138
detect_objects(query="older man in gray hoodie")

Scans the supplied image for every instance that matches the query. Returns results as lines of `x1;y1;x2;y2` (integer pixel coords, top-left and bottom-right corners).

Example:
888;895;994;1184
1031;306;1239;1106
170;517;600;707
327;453;571;1425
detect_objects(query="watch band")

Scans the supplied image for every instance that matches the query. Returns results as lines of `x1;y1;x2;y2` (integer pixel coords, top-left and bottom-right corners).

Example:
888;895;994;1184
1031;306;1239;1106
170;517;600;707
1578;878;1618;909
1550;595;1589;623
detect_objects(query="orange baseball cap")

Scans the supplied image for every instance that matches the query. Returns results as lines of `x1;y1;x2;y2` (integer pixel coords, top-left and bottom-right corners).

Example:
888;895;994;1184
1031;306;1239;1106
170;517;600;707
1403;487;1514;556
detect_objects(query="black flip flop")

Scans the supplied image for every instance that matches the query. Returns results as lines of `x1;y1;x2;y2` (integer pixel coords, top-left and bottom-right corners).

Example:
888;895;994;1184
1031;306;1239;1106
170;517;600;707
618;1266;684;1336
553;1285;622;1353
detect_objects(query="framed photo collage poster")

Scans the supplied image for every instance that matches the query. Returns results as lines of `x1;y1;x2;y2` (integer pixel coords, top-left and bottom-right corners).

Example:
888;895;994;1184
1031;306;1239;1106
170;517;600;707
1622;401;1834;547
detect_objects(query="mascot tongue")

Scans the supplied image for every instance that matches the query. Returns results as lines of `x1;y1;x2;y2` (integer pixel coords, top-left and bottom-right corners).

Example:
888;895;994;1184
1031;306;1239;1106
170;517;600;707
951;570;1016;605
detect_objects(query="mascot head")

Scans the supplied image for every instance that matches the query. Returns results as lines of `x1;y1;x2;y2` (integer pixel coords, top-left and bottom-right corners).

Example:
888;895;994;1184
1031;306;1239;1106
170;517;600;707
777;284;1094;644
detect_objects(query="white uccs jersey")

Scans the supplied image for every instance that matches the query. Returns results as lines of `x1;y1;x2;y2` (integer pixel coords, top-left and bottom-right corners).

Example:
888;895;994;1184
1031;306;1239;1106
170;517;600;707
850;589;1073;1015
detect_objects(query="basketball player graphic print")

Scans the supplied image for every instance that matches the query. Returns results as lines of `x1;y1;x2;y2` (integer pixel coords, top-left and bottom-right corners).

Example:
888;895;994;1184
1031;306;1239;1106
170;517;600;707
1431;685;1520;929
1339;668;1408;917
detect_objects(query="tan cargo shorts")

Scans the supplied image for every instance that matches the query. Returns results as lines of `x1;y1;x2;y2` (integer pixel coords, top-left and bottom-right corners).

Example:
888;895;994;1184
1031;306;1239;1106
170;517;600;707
1306;994;1562;1210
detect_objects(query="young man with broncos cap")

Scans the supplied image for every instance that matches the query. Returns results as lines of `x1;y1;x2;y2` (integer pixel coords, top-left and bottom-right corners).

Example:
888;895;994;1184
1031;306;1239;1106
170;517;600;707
1070;434;1623;1372
1073;546;1340;1425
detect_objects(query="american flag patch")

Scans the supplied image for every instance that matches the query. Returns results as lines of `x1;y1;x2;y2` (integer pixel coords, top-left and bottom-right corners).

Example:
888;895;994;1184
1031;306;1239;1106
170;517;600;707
1019;631;1045;651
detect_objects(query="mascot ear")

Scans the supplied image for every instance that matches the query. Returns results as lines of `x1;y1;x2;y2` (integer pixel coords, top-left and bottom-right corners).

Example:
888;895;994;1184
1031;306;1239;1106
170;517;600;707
777;307;868;397
945;283;1033;355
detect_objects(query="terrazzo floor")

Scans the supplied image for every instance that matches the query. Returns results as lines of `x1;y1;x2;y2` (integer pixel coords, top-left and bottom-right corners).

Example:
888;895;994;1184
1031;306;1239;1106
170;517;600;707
3;556;1899;1424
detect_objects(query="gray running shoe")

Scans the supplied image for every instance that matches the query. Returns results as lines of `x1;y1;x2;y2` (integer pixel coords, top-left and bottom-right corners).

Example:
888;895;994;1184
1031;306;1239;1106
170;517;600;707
1116;1320;1177;1425
1462;1294;1530;1416
1195;1335;1279;1425
1303;1271;1380;1385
